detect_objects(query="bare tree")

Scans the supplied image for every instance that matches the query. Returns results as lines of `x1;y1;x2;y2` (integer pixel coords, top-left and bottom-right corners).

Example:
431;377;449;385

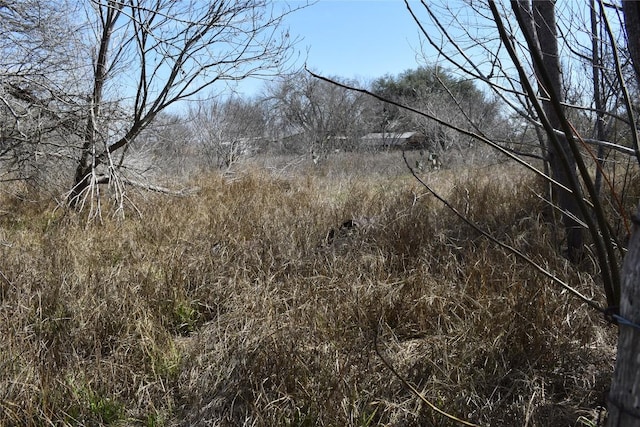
59;0;304;211
0;0;86;187
405;1;640;423
391;1;640;302
188;96;267;169
512;1;586;261
267;70;374;157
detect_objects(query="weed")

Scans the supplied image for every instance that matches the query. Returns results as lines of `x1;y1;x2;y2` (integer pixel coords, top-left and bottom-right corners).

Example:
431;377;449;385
173;300;200;336
67;376;124;425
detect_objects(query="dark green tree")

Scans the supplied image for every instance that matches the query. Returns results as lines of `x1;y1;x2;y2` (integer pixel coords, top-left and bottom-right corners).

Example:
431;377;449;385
372;66;482;102
370;66;500;151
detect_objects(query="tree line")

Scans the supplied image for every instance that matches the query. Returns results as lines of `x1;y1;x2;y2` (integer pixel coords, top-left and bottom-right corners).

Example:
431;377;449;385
176;66;502;164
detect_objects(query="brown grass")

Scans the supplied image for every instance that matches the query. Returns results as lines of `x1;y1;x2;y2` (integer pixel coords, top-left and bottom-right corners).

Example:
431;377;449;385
0;155;616;426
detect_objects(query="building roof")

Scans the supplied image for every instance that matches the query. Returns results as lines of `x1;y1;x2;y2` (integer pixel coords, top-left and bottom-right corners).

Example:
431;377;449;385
361;132;419;140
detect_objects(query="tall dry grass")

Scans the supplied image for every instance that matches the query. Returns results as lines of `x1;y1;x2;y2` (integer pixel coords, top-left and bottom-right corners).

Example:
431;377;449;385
0;155;616;426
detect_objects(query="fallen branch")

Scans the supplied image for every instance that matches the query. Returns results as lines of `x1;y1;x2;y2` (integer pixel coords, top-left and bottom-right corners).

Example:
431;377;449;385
122;178;200;196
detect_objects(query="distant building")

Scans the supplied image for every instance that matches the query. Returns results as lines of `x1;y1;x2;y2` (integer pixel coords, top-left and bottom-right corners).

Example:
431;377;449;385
360;131;428;151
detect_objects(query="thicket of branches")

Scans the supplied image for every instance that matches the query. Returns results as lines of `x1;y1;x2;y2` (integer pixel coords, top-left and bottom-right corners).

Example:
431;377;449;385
0;0;305;216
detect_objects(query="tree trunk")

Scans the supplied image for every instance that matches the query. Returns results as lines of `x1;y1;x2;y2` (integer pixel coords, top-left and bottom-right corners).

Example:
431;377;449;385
68;1;120;206
513;1;584;261
532;1;584;262
591;0;607;199
623;2;640;81
608;205;640;426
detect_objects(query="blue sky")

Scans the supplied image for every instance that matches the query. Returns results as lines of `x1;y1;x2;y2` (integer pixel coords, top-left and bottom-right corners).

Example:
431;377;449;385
237;0;429;95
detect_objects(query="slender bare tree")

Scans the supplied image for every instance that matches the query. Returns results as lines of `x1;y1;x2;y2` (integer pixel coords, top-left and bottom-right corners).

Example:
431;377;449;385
60;0;304;212
512;1;586;261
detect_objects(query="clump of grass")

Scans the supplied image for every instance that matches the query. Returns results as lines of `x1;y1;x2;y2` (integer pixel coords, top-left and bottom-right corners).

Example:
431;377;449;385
0;158;615;426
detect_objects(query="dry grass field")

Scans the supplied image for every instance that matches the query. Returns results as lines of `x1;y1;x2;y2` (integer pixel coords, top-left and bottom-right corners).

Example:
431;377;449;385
0;152;619;426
